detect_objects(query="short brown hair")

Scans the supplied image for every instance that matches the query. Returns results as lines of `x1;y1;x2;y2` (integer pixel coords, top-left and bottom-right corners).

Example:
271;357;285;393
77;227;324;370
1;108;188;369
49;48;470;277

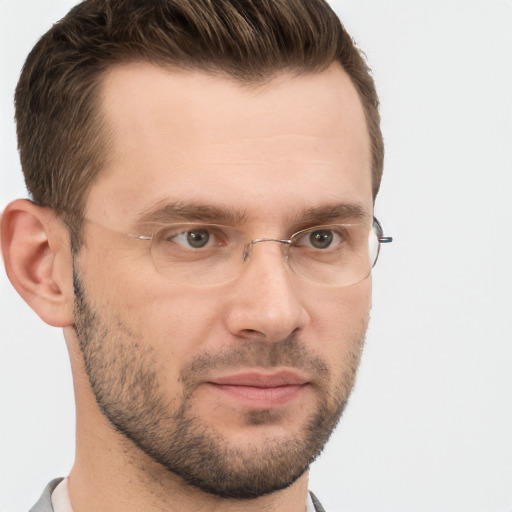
15;0;383;244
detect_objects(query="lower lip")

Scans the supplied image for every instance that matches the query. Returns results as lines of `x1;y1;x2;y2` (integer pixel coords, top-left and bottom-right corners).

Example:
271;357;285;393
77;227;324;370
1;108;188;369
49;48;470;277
206;383;307;408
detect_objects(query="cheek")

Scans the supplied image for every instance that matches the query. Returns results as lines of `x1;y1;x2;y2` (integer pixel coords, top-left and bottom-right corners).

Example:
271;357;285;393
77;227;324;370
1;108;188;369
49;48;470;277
123;286;230;365
79;253;227;366
305;279;371;361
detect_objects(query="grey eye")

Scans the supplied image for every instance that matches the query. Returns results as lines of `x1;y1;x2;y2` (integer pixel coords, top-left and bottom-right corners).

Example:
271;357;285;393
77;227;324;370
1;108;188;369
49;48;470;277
185;229;210;248
309;229;334;249
293;227;345;251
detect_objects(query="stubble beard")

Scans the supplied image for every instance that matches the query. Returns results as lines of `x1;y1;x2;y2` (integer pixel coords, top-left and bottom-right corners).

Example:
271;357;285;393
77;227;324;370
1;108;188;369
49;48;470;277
72;269;367;499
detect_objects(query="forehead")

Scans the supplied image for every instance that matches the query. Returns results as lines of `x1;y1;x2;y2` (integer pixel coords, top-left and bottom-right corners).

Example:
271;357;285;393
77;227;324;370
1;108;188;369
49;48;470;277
88;62;372;226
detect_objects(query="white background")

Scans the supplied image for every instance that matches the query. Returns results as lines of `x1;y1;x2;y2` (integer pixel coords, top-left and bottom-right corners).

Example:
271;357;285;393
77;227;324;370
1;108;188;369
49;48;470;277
1;1;511;511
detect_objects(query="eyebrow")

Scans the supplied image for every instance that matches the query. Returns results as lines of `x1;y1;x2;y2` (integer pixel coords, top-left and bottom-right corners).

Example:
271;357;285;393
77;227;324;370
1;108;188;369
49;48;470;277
295;203;371;225
134;200;249;227
133;200;370;229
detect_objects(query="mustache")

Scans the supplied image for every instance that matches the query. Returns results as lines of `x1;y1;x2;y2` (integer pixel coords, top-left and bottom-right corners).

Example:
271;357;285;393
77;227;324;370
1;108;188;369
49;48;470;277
178;334;329;388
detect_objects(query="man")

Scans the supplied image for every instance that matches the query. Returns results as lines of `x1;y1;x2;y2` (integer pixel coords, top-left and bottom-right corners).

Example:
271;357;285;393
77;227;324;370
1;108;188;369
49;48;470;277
1;0;391;510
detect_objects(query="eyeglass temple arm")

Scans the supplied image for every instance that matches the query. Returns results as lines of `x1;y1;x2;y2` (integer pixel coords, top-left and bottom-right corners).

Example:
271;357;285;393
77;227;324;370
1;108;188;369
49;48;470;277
373;217;393;244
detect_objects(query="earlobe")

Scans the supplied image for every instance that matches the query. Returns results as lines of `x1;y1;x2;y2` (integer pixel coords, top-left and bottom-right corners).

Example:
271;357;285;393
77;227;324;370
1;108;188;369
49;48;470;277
1;199;75;327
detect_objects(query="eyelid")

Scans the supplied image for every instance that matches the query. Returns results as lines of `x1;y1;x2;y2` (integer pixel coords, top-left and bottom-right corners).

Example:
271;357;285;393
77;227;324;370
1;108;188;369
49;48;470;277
292;223;354;237
152;223;242;245
155;223;222;235
145;222;231;236
297;224;343;233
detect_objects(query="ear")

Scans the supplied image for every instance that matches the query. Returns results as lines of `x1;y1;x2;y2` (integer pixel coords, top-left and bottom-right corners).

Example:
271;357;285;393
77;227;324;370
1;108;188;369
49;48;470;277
1;199;75;327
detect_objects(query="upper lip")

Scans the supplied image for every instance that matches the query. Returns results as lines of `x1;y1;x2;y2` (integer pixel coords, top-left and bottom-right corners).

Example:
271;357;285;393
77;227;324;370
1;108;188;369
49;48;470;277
207;370;309;388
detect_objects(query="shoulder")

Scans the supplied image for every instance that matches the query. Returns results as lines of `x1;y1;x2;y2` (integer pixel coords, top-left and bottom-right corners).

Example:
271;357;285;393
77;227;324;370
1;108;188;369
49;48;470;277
310;491;327;512
29;478;63;512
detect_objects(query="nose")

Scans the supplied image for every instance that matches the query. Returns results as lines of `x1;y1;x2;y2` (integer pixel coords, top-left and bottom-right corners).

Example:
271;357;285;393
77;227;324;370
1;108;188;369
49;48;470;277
224;242;309;342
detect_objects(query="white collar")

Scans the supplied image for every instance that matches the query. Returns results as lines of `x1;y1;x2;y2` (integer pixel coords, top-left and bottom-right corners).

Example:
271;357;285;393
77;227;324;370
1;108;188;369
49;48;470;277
51;478;73;512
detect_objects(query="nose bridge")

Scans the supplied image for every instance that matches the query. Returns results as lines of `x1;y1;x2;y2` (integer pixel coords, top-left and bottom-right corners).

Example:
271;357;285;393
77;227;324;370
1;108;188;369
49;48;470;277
226;237;308;341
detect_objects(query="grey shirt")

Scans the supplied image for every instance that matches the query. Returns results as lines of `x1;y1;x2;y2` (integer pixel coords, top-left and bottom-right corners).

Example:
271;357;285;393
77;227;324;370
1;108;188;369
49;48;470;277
29;479;62;512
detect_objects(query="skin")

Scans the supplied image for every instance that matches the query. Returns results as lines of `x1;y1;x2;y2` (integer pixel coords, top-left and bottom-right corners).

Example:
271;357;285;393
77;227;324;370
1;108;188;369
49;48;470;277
1;62;373;511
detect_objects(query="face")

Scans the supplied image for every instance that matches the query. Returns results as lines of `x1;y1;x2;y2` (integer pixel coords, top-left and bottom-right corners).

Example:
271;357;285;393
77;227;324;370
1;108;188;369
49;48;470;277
72;62;373;498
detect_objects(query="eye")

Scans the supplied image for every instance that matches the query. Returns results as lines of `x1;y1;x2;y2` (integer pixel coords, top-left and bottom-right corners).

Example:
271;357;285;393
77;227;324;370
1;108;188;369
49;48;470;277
150;224;235;264
170;228;216;249
295;227;344;250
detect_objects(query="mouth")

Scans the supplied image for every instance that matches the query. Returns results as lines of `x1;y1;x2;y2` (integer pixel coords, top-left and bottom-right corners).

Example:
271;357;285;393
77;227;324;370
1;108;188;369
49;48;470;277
205;370;310;408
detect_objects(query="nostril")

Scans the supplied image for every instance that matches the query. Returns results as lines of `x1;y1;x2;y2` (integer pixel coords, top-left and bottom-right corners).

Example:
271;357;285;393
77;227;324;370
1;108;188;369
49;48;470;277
237;328;266;340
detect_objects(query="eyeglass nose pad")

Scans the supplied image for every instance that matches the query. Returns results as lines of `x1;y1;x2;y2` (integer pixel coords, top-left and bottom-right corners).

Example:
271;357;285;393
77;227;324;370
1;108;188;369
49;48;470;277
242;242;252;262
241;239;292;263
